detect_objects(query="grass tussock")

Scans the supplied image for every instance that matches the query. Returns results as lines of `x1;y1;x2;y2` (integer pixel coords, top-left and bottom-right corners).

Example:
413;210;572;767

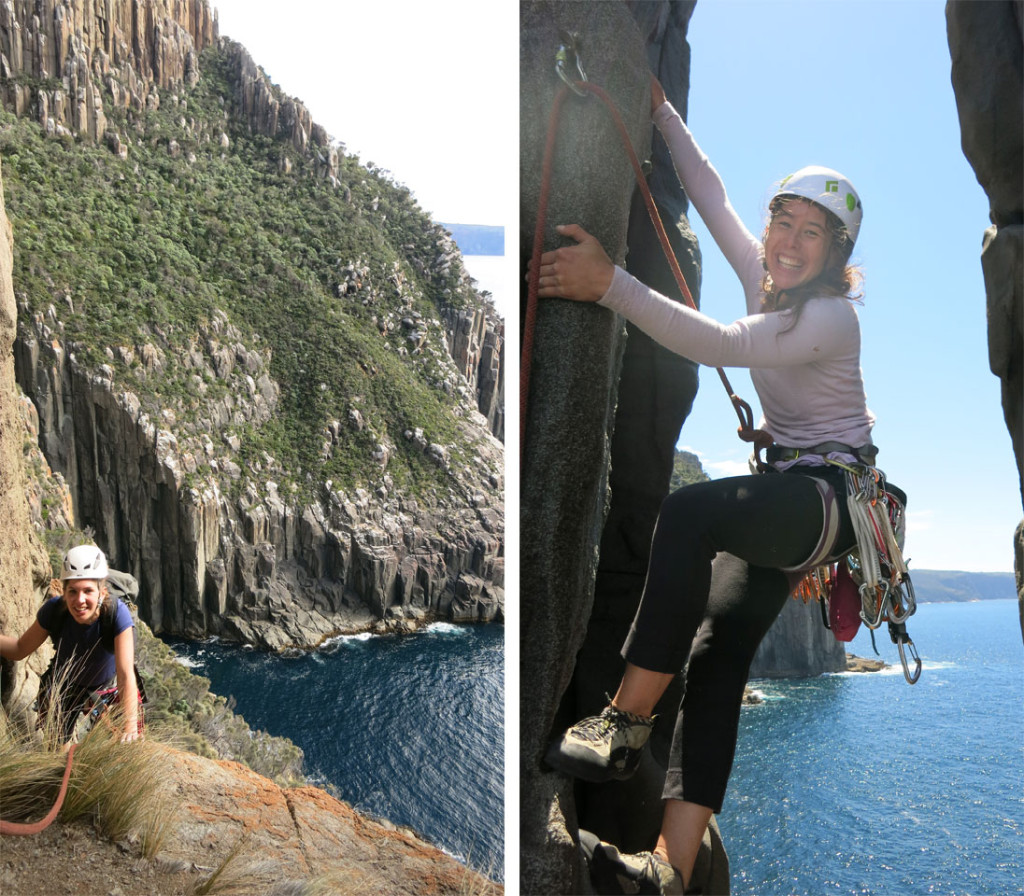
0;682;177;858
458;857;503;896
189;835;277;896
298;869;377;896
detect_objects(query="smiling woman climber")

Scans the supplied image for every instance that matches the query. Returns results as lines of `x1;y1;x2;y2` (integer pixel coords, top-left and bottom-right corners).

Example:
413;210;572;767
0;545;142;745
537;77;881;894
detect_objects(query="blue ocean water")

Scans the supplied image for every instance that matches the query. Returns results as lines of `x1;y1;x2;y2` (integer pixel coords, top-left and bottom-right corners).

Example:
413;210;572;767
164;622;503;880
722;599;1023;896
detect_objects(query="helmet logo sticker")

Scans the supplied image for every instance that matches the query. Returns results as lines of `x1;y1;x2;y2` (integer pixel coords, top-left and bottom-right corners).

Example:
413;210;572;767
846;193;857;212
825;180;839;193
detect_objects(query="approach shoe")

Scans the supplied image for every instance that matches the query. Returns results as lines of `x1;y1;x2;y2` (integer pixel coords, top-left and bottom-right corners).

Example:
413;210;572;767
545;702;653;782
580;829;684;896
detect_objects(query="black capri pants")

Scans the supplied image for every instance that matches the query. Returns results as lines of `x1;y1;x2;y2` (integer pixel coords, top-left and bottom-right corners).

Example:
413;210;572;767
620;464;856;813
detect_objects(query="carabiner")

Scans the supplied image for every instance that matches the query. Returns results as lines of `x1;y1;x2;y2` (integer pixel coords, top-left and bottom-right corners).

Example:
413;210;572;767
886;574;916;624
556;31;588;96
859;583;886;629
889;621;922;685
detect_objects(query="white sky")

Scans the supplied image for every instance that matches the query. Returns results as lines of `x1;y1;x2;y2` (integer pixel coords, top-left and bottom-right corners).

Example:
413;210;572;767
209;0;518;227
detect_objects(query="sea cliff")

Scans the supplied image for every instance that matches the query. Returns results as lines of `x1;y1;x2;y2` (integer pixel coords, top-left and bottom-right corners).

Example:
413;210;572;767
0;0;504;651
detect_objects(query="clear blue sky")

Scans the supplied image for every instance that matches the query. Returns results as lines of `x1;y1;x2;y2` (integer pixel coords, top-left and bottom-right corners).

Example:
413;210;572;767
676;0;1019;572
209;0;1018;572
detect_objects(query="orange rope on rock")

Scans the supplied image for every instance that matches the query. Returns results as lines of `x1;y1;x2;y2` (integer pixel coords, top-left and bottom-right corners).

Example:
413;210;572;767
0;743;77;836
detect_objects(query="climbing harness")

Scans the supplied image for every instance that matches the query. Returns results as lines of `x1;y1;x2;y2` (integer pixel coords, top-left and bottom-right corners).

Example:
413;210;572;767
795;459;922;684
522;48;772;467
0;745;77;836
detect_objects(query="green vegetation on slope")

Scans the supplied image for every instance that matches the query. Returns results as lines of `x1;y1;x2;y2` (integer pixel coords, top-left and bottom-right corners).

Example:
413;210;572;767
0;44;488;503
909;569;1017;602
669;448;710;492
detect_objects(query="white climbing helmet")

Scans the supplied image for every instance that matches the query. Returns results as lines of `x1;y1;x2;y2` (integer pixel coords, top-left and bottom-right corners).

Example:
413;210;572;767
60;545;109;581
772;166;863;246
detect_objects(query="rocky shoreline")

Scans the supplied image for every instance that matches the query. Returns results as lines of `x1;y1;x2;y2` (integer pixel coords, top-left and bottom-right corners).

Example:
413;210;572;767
845;653;888;673
743;652;887;704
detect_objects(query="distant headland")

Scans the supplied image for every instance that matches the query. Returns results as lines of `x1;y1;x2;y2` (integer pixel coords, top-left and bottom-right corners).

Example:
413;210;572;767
912;569;1016;602
439;223;505;256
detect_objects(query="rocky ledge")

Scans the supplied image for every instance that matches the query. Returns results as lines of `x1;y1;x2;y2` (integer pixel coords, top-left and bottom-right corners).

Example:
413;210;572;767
0;743;502;895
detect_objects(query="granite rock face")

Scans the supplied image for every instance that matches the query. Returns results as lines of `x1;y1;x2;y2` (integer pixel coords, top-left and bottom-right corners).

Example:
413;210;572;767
945;0;1024;633
159;745;500;895
520;3;651;891
0;741;500;895
520;3;727;893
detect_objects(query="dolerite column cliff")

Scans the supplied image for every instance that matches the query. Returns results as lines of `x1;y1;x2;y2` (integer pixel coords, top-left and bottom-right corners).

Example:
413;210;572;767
520;3;726;893
946;0;1024;635
14;273;504;652
0;0;217;142
441;298;505;442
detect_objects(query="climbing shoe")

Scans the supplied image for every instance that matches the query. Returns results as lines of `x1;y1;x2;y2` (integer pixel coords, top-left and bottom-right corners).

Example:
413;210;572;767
545;703;654;782
580;829;684;895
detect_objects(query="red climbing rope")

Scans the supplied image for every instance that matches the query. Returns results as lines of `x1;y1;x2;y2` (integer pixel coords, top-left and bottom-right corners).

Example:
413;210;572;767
522;81;773;467
0;743;77;836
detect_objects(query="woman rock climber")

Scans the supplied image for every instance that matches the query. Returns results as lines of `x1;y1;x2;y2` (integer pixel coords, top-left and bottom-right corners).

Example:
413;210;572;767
1;545;142;745
537;77;878;894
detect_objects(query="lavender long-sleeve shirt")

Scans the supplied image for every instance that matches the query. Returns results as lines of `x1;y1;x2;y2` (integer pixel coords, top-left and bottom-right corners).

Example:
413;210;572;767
597;102;875;450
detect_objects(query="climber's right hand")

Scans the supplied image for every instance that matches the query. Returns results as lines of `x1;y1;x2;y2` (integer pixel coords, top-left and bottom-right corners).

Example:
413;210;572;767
531;224;614;303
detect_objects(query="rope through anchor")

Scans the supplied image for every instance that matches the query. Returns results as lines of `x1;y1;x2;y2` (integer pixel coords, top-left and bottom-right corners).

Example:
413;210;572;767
522;58;773;467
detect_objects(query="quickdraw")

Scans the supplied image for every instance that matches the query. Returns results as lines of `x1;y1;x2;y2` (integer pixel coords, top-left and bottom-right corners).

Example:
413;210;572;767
555;31;588;96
